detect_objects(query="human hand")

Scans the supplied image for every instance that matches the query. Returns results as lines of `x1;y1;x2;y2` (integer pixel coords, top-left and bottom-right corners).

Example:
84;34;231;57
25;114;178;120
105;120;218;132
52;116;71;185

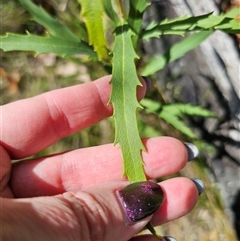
0;75;203;241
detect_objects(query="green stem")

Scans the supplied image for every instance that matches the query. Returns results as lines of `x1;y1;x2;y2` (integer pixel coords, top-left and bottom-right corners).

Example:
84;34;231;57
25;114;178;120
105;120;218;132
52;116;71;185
146;222;164;240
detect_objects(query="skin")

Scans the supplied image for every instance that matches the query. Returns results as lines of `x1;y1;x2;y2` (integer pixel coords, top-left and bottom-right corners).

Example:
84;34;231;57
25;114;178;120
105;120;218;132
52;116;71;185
0;75;199;241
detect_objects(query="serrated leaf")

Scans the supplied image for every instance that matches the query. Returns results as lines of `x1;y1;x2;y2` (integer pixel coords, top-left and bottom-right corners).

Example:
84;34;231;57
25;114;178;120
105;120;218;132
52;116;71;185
159;110;197;138
128;0;149;46
18;0;79;42
103;0;121;25
109;25;146;182
142;99;216;138
163;103;216;117
197;14;226;29
0;33;97;58
142;10;240;39
141;31;213;76
78;0;109;61
215;18;240;33
143;29;185;39
142;13;212;39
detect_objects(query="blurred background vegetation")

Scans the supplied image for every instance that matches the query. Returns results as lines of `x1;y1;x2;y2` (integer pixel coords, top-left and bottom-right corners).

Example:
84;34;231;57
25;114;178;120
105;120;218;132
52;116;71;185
0;0;239;240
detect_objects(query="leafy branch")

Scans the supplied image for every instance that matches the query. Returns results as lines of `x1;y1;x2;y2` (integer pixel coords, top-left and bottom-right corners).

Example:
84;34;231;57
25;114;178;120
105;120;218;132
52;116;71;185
18;0;79;41
109;25;146;181
0;32;96;58
142;8;240;39
141;30;213;76
141;98;216;139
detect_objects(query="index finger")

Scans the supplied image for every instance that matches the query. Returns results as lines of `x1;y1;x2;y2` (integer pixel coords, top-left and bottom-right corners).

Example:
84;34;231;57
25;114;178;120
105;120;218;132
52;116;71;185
0;75;146;158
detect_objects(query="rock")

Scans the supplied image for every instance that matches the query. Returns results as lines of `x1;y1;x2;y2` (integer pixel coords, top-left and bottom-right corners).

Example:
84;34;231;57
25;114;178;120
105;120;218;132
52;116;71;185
143;0;240;234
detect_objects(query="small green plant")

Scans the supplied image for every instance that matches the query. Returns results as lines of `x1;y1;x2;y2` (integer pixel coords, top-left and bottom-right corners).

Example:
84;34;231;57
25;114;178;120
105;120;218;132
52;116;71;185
1;0;239;238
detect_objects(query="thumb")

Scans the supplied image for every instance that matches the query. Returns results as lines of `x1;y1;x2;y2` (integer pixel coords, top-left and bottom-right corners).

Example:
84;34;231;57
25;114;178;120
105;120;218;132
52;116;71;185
2;181;164;241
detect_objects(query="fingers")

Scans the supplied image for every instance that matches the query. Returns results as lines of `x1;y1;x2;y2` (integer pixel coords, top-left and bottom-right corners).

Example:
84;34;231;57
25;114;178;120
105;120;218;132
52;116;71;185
2;182;150;241
10;137;188;197
151;177;198;225
1;75;147;159
2;178;199;241
0;146;13;197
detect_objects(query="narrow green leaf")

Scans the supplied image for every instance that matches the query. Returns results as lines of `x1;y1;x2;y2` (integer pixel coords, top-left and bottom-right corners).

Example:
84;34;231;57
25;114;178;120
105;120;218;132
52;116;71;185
225;7;240;17
142;13;212;39
18;0;79;42
142;10;240;39
164;104;216;117
78;0;109;61
128;0;149;46
197;14;226;29
143;29;185;39
103;0;121;25
109;25;146;182
129;0;149;14
0;33;97;58
159;110;197;138
141;31;213;76
142;98;216;138
140;98;162;112
215;19;240;32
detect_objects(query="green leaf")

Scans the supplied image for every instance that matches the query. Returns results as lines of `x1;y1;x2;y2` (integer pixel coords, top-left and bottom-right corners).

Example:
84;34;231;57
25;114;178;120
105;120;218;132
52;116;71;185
103;0;121;25
160;104;216;138
130;0;149;13
142;13;212;39
142;9;240;39
141;31;213;76
159;110;197;138
18;0;79;42
0;33;97;58
78;0;109;61
214;9;240;33
163;103;216;117
141;99;216;138
109;25;146;182
140;98;162;112
128;0;149;46
225;7;239;17
197;14;226;29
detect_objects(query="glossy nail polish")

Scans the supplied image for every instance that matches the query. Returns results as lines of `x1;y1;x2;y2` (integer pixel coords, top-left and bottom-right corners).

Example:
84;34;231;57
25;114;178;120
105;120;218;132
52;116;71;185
184;142;199;161
163;236;177;241
116;181;164;223
141;76;152;90
191;178;204;195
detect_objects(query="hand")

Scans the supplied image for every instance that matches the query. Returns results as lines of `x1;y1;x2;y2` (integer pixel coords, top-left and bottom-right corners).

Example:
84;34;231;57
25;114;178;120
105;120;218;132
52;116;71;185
0;75;201;241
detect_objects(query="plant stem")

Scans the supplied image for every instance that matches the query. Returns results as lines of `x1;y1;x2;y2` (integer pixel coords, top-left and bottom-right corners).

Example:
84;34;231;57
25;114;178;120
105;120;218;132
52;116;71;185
146;222;164;240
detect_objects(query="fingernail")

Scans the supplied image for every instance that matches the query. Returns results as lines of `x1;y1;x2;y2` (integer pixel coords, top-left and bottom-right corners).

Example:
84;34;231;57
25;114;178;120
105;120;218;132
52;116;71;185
184;142;199;161
141;76;152;90
116;181;164;223
163;236;177;241
191;178;204;195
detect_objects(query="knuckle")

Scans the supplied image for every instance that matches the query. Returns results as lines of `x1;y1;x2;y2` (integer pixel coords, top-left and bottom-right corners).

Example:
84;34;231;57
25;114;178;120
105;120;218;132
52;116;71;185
62;191;111;241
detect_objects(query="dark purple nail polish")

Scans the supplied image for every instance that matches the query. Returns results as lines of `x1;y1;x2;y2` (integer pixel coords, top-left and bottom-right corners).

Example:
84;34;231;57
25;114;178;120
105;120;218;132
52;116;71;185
141;76;152;90
116;181;164;223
